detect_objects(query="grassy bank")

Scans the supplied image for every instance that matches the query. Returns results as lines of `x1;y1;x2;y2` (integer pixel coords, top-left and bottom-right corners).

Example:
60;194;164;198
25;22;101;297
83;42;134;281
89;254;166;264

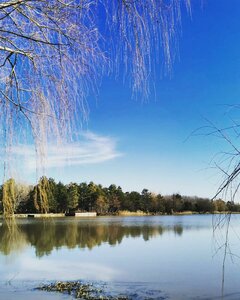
118;210;151;216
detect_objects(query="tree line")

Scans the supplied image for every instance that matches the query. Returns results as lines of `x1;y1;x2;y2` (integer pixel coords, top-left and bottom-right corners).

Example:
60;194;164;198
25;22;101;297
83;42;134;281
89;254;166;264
0;177;239;215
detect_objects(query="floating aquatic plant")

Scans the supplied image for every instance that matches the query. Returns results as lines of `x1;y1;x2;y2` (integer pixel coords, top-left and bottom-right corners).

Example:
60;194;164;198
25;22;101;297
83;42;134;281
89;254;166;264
37;281;129;300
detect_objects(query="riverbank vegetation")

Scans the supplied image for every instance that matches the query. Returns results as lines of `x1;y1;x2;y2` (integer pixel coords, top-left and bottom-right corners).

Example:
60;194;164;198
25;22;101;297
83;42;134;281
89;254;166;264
0;177;239;216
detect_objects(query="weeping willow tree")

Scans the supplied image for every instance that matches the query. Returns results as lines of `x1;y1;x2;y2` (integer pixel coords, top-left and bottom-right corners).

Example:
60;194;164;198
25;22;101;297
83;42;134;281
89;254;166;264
2;178;16;217
0;0;192;215
33;176;53;213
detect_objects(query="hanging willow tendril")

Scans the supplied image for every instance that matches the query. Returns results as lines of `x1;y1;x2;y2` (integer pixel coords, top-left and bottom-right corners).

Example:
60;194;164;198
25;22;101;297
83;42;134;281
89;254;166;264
0;0;192;216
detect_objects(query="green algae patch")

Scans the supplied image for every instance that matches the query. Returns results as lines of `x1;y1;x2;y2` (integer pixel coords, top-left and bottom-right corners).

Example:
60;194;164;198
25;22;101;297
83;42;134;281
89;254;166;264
37;281;129;300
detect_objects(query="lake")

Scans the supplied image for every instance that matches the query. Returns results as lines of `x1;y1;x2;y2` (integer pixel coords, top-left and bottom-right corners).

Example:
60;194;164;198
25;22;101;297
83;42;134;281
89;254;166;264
0;215;240;299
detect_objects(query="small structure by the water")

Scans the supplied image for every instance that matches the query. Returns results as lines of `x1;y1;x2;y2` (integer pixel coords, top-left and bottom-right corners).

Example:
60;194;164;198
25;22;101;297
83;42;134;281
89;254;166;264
26;213;65;218
75;212;96;217
65;212;97;217
0;212;97;218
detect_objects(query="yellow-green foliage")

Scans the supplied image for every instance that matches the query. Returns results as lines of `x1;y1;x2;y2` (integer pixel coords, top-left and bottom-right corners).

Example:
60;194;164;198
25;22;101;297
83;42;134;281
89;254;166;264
0;218;26;255
34;176;51;213
2;178;16;217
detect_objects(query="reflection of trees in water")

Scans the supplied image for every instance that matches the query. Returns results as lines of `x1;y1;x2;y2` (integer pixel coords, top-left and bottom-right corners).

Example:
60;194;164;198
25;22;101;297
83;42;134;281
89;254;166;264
0;219;185;257
0;218;27;255
173;225;183;236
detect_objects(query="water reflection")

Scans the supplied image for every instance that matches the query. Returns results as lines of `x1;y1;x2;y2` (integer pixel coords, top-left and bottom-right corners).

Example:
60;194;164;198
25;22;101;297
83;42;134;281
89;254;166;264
0;217;188;257
1;216;240;300
0;218;27;256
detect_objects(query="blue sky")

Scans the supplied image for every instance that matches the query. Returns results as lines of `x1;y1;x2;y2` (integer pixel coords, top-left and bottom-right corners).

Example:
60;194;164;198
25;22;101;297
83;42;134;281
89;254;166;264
9;0;240;197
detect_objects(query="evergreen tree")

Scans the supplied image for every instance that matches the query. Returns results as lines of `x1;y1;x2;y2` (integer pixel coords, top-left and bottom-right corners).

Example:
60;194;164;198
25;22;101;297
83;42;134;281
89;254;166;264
56;182;68;213
67;183;79;212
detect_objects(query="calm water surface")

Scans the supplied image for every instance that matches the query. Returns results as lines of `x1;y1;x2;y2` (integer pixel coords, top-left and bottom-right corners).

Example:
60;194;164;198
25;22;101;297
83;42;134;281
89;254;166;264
1;215;240;299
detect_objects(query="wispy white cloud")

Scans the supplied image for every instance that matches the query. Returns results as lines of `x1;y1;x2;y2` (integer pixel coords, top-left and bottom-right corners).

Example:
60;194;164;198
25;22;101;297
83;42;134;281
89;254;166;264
10;131;123;171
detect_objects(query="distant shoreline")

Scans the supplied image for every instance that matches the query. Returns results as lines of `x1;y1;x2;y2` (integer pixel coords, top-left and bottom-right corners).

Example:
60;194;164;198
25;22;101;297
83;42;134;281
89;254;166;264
0;210;238;219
